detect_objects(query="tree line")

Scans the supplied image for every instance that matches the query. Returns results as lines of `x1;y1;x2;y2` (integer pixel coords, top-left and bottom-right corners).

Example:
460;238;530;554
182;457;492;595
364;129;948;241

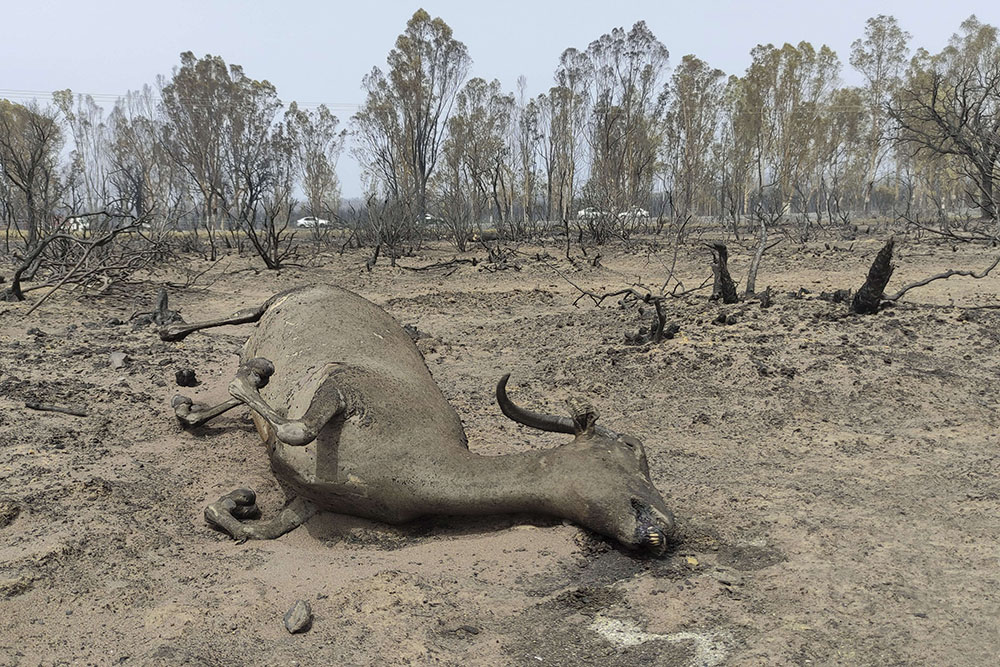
2;9;999;270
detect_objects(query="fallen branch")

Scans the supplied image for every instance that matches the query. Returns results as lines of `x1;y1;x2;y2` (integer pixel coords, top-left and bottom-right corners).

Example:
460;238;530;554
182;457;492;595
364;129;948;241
25;402;88;417
4;233;74;301
400;258;477;272
884;254;1000;301
7;208;155;308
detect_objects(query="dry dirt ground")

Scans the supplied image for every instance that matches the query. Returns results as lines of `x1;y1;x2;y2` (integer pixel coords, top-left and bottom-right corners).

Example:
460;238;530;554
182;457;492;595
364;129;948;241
2;234;1000;666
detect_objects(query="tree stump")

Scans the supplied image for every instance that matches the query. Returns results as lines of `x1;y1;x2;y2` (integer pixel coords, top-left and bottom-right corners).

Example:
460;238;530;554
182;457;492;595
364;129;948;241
708;243;739;304
851;239;895;314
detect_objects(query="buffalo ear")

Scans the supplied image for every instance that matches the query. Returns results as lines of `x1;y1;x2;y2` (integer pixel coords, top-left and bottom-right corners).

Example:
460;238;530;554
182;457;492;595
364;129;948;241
565;396;599;436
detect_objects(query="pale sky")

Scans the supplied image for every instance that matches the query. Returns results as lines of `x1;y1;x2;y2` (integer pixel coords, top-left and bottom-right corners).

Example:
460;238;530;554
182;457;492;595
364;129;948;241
3;0;997;196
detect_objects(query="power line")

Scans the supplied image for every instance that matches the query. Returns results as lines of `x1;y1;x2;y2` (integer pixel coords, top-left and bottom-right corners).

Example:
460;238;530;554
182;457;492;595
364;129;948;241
0;88;887;118
0;88;362;111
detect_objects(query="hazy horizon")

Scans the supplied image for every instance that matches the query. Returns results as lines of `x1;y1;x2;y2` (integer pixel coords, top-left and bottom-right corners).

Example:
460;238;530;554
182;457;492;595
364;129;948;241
3;0;998;197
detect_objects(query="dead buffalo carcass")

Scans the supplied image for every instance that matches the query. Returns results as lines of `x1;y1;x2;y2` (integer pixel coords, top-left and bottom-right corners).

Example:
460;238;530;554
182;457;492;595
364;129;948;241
160;284;675;553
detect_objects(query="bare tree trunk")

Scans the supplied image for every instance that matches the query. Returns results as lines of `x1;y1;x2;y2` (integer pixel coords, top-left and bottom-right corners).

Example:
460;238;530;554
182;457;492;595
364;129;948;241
745;219;768;296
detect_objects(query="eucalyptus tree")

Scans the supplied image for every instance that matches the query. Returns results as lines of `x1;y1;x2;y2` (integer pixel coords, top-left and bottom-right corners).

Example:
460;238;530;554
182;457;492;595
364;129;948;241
890;16;1000;223
53;91;111;213
285;102;345;222
775;43;840;216
222;66;282;235
584;21;669;238
244;123;298;269
160;52;234;258
537;48;592;223
716;74;758;227
814;85;866;221
513;76;541;233
436;109;474;250
735;42;840;217
352;9;470;220
441;77;514;228
0;99;64;249
850;14;910;214
107;85;183;224
160;51;289;260
664;55;725;218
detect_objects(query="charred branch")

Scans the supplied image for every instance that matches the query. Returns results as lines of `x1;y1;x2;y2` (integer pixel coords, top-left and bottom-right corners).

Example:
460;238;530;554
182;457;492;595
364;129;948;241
400;258;478;273
884;254;1000;301
25;402;88;417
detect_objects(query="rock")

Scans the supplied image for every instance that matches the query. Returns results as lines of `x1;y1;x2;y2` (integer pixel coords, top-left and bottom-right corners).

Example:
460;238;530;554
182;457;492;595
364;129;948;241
283;599;312;634
175;368;198;387
0;499;20;528
451;624;480;637
709;567;744;587
104;318;124;327
403;323;424;341
0;577;32;599
109;352;129;369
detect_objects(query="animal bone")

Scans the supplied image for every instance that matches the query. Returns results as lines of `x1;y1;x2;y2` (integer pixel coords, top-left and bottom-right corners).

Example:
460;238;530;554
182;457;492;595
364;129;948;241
160;285;675;553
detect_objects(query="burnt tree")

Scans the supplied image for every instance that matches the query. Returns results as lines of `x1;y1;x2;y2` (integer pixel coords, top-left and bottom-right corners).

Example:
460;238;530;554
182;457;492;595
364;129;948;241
708;243;739;304
852;239;895;314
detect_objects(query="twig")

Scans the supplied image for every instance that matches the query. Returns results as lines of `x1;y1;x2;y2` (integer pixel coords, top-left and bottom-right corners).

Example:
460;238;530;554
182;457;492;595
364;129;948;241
884;254;1000;301
25;402;88;417
164;257;227;289
513;249;592;298
897;212;996;243
571;279;712;308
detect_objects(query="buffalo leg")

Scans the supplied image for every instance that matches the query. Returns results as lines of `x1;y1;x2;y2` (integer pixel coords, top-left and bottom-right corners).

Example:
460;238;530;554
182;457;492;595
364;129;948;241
159;288;304;342
169;356;274;428
204;489;316;542
171;395;243;428
228;358;346;447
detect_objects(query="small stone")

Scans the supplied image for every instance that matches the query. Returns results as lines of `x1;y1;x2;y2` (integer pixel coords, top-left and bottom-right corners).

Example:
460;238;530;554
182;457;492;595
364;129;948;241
109;352;129;369
104;318;123;327
283;599;312;634
175;368;198;387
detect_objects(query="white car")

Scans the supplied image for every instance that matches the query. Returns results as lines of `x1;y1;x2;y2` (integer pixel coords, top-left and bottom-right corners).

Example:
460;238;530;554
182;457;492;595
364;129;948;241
296;216;330;228
618;206;649;219
67;217;90;232
577;207;607;220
